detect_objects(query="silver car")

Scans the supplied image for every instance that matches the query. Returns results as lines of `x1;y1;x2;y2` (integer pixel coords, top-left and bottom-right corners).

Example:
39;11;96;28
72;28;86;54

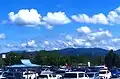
87;72;100;79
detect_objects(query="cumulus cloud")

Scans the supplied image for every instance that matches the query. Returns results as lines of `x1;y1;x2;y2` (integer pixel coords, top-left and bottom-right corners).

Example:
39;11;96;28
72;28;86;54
89;29;112;41
72;13;108;24
16;26;116;51
44;41;49;45
8;9;42;26
71;6;120;25
21;40;37;48
65;35;73;40
8;9;71;29
77;26;92;34
43;11;71;24
5;6;120;28
5;24;118;51
107;8;120;24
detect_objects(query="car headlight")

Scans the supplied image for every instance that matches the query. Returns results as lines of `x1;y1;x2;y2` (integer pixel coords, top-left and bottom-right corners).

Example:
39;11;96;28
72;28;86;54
113;74;116;75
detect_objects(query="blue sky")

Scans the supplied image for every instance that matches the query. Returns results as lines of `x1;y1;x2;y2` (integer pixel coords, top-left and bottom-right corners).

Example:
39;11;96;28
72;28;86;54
0;0;120;52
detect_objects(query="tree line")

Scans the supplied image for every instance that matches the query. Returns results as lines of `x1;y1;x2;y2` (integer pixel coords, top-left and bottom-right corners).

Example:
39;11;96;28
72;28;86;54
0;49;119;68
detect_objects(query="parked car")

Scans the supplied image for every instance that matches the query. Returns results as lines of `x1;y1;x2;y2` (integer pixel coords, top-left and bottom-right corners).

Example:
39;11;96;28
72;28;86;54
0;71;23;79
87;72;100;79
110;68;120;78
99;69;111;79
63;71;89;79
23;71;38;79
37;74;57;79
55;70;65;79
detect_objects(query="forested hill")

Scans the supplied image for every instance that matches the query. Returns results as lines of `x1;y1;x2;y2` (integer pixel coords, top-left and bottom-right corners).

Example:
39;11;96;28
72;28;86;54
4;48;110;56
57;48;108;56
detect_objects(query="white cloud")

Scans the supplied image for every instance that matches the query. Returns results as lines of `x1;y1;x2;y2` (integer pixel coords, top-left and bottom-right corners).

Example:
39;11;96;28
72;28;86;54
43;11;71;24
89;29;112;41
0;33;6;39
18;27;114;51
65;35;73;40
107;10;120;24
8;9;42;26
85;42;91;47
6;25;120;51
72;13;108;24
21;40;37;48
27;40;36;47
41;22;53;29
77;26;92;34
112;38;120;42
21;43;27;47
71;6;120;25
73;38;85;46
8;9;71;29
44;41;49;45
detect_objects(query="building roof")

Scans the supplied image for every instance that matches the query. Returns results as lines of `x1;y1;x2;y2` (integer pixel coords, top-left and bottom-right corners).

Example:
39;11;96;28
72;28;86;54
7;59;40;68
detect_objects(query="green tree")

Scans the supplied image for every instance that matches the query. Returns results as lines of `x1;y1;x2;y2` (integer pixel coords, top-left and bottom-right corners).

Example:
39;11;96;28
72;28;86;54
4;52;21;65
105;49;118;69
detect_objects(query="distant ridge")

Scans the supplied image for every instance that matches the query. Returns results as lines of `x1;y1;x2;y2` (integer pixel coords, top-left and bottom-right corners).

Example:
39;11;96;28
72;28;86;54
57;48;108;56
1;48;110;56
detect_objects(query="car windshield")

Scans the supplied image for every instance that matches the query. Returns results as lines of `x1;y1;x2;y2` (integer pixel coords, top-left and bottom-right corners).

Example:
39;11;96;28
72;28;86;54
0;72;3;75
56;71;65;74
3;72;13;77
87;73;94;77
39;75;48;78
99;71;106;74
24;73;34;75
64;73;77;78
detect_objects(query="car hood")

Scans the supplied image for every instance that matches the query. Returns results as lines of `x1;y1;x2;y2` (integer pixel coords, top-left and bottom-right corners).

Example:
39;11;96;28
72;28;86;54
99;74;106;77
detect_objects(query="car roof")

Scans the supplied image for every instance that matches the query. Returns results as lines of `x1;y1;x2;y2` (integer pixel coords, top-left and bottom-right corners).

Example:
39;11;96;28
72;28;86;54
100;70;108;71
87;72;98;74
65;72;85;74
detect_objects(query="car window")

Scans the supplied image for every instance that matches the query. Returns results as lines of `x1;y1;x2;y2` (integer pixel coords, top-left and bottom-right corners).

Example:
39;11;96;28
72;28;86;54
3;72;13;77
79;73;84;77
49;74;52;77
99;71;106;74
24;73;33;75
39;75;48;78
85;74;88;77
64;73;77;78
87;73;94;77
0;72;2;75
95;73;99;77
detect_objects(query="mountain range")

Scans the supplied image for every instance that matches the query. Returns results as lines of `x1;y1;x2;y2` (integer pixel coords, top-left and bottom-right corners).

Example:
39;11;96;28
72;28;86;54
57;48;109;56
3;48;117;56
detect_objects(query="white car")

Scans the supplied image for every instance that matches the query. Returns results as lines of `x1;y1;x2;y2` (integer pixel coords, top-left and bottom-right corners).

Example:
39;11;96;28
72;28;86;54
99;69;111;79
63;72;89;79
87;72;100;79
0;71;6;79
23;71;38;79
37;74;57;79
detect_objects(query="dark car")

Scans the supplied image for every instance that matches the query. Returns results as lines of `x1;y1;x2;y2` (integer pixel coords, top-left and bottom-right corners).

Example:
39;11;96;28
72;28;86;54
111;68;120;78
